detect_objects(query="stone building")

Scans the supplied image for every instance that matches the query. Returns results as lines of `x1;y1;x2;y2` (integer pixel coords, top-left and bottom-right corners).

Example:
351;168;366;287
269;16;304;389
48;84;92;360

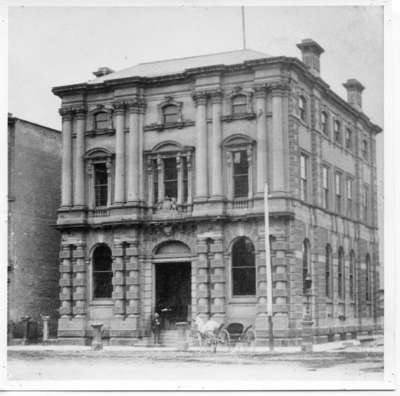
8;114;61;339
52;39;381;345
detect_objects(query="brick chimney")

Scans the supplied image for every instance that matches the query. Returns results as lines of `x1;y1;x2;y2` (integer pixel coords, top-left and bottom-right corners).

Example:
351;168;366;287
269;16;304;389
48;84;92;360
296;39;324;77
343;79;365;111
93;67;114;77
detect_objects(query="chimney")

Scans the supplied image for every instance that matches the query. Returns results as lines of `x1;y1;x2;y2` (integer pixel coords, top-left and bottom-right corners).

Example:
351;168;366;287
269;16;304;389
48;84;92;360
296;39;324;77
343;79;364;111
93;67;114;77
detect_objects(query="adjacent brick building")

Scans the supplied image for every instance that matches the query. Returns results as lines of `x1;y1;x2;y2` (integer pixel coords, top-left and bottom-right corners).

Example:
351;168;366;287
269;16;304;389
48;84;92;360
8;114;62;339
52;39;381;345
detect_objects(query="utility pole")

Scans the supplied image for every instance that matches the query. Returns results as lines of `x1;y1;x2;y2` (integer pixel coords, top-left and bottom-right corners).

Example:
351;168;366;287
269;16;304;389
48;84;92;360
264;183;274;351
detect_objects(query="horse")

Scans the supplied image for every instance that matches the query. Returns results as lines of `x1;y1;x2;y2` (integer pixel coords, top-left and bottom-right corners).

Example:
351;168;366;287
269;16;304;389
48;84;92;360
194;316;220;336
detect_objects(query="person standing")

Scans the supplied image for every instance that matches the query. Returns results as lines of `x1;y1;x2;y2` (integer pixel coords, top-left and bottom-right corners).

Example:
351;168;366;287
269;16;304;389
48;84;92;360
151;312;161;346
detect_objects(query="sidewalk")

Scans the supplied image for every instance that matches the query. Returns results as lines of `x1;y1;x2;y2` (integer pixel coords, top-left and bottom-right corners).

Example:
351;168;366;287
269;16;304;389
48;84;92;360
7;336;383;354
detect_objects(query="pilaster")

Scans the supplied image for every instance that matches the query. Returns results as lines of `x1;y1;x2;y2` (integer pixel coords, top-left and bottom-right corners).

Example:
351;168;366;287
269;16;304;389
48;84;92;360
60;107;73;207
72;242;87;317
113;101;126;204
254;84;267;196
59;244;73;318
74;105;87;207
210;236;226;323
196;238;210;319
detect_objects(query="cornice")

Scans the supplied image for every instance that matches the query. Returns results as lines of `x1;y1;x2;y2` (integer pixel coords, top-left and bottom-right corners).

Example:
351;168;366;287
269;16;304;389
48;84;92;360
52;56;381;133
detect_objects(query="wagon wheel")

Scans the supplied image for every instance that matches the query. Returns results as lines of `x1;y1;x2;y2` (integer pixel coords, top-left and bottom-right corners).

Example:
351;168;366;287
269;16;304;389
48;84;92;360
243;328;256;347
217;329;231;348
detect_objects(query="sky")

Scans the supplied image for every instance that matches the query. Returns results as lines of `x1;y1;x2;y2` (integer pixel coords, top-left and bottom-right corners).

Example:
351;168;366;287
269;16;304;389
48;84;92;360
7;5;384;265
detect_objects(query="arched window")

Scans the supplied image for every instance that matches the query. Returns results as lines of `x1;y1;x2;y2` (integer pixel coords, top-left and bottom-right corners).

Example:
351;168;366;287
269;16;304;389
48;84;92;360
334;120;341;143
302;239;311;294
345;128;353;150
94;163;108;207
299;96;306;122
94;112;109;130
92;244;113;298
232;237;255;296
349;250;356;300
338;247;345;299
325;244;332;297
321;111;328;134
163;105;178;124
365;254;371;301
232;94;247;114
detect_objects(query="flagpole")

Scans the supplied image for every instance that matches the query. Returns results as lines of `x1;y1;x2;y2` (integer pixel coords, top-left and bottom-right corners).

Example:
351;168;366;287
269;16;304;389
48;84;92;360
264;183;274;350
241;6;246;49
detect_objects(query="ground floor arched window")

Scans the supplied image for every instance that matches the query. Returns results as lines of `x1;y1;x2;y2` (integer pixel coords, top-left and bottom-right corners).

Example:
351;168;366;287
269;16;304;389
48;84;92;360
92;244;113;298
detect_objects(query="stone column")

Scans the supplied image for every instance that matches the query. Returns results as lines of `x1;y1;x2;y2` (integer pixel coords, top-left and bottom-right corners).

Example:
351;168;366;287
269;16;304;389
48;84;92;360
87;163;95;209
127;101;140;204
41;315;50;343
74;106;86;207
196;238;210;320
254;85;267;196
269;82;289;194
113;101;126;204
106;157;112;206
210;90;223;199
225;152;233;201
210;236;226;323
157;155;164;203
59;244;73;318
186;152;193;207
125;239;140;336
147;158;154;208
72;243;87;317
177;154;183;206
192;91;208;201
247;146;254;200
60;107;73;207
112;241;126;316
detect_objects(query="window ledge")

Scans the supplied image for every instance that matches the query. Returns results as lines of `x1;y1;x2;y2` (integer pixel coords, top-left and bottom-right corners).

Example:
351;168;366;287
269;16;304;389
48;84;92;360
91;299;113;306
85;128;115;136
230;296;257;304
221;112;256;122
144;120;194;131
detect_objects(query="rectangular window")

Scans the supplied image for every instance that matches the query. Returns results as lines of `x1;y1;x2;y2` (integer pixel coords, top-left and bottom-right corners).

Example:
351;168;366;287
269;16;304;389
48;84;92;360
182;156;188;203
322;166;329;209
233;150;249;198
164;157;178;200
363;185;368;222
362;139;368;160
300;154;308;201
153;159;158;204
94;163;108;207
347;178;353;217
345;129;353;150
335;172;342;213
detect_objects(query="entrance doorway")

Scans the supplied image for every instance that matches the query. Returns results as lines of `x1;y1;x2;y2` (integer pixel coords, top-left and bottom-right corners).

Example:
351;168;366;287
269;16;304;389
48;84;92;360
155;262;191;330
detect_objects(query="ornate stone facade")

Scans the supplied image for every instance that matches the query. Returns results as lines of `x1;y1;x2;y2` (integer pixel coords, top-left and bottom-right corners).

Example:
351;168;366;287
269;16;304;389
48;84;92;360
52;41;381;345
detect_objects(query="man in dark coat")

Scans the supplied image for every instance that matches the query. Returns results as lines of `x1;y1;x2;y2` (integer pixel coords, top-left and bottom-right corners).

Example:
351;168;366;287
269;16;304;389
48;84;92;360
151;312;161;345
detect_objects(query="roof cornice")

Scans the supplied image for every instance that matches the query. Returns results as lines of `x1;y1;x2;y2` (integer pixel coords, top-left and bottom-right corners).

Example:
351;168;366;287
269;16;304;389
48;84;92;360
52;56;382;134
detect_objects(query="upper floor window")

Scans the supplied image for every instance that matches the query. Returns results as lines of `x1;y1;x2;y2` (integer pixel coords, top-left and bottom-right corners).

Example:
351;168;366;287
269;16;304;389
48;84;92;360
335;172;342;213
338;247;345;299
94;163;108;207
363;185;368;222
325;244;332;298
349;250;356;300
362;139;369;160
94;112;109;130
232;94;247;115
163;105;179;124
365;253;371;301
302;239;311;294
347;178;353;217
233;150;249;198
232;237;256;296
164;157;178;200
322;165;329;210
321;111;328;134
299;96;306;122
345;128;353;150
300;154;308;201
92;244;113;299
334;120;341;144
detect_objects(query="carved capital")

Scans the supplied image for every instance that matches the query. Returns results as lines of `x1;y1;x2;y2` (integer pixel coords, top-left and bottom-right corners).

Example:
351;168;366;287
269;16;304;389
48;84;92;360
267;81;290;96
127;97;145;114
73;105;87;119
209;89;224;104
192;90;208;106
253;84;268;99
113;101;126;115
59;106;74;120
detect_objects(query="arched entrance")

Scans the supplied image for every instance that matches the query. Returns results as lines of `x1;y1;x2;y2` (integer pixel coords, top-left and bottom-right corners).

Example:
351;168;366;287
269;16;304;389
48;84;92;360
153;241;192;329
